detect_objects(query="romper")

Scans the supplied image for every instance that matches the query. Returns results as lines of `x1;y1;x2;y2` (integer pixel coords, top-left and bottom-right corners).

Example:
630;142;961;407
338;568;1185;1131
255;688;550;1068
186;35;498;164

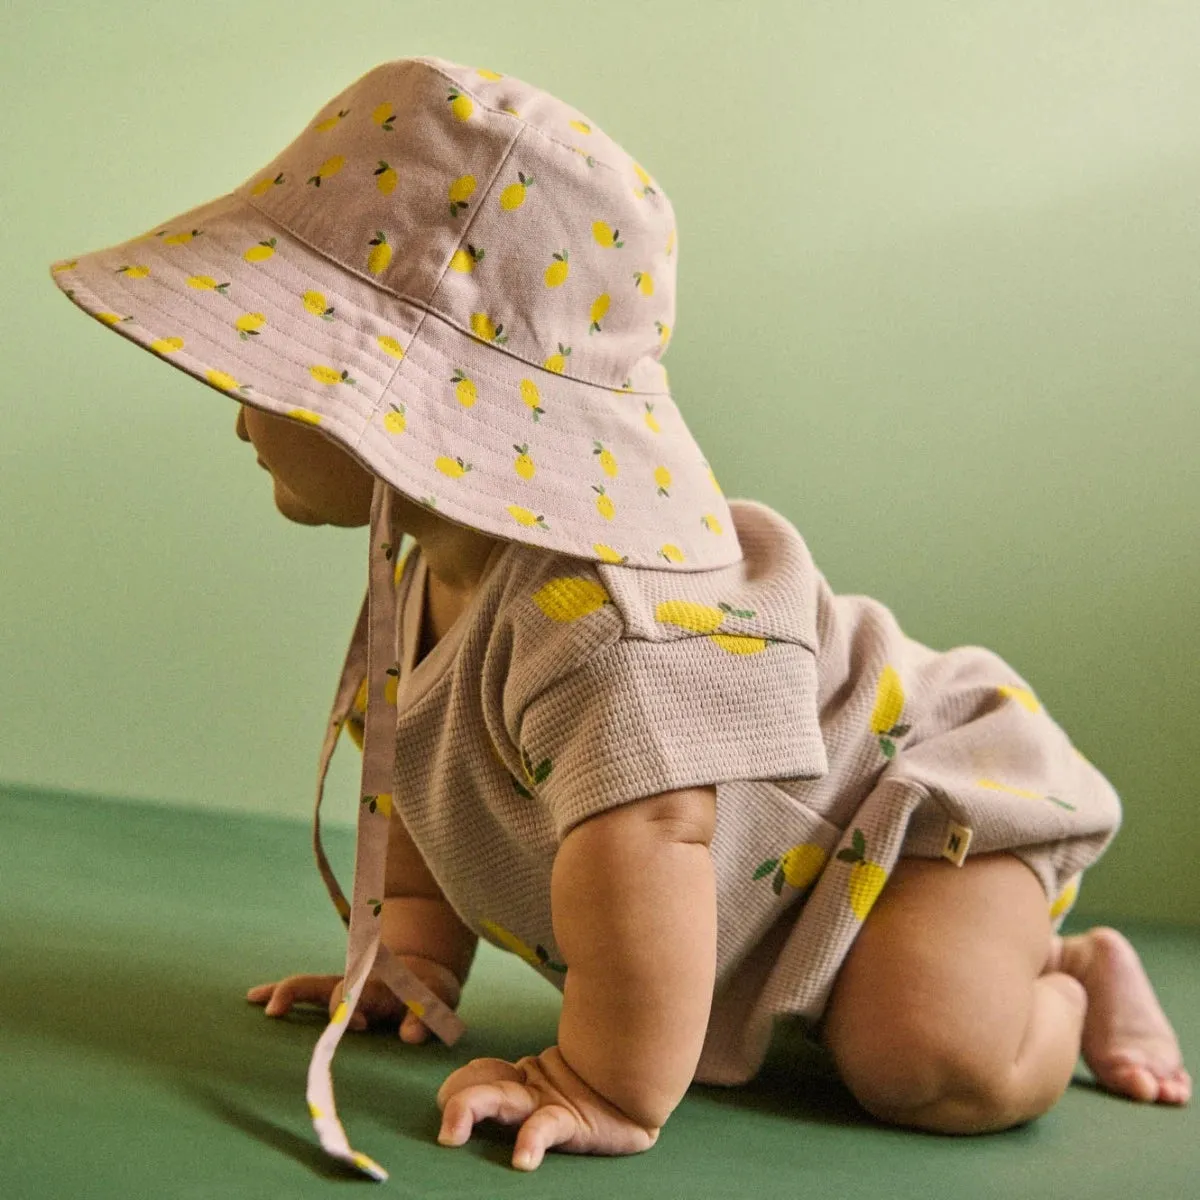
331;496;1121;1086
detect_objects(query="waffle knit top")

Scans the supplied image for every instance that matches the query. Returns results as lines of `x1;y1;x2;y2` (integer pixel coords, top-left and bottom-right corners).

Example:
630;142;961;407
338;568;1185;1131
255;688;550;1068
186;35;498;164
332;496;1121;1085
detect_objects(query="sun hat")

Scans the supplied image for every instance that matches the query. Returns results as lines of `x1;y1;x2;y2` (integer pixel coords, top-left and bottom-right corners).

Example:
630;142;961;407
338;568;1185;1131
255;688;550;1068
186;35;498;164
48;54;741;572
48;54;746;1180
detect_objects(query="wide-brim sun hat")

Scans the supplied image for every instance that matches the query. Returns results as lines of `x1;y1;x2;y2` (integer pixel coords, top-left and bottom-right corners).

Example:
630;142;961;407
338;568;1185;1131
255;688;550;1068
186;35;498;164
48;55;742;572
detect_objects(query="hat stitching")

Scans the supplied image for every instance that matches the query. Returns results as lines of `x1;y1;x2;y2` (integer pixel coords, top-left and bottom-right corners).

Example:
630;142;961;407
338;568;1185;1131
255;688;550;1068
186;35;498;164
86;251;392;408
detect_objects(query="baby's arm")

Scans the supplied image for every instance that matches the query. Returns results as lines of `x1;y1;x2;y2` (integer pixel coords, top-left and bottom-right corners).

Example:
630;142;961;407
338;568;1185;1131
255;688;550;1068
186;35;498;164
551;785;718;1129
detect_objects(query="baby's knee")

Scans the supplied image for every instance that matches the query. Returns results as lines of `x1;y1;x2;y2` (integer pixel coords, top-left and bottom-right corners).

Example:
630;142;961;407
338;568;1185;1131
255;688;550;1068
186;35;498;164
827;1018;1029;1133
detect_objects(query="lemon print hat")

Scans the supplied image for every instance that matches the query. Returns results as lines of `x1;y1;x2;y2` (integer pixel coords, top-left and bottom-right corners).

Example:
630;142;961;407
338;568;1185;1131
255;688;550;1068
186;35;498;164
48;55;741;573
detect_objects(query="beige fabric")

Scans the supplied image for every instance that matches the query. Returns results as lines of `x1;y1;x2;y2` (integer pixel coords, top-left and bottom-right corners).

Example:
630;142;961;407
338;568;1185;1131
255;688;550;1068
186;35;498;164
331;494;1121;1087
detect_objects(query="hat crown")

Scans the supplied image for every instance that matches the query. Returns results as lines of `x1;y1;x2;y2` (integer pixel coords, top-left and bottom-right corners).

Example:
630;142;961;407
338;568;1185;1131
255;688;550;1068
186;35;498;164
235;57;677;392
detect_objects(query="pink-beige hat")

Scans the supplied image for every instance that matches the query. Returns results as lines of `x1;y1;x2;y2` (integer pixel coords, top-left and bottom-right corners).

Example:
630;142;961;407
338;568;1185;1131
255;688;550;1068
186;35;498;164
48;55;746;1180
48;54;741;572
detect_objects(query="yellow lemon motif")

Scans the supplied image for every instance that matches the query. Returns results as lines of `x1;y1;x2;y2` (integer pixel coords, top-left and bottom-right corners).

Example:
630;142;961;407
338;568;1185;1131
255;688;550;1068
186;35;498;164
384;402;407;434
116;264;150;278
701;514;723;535
870;665;910;758
313;109;348;132
644;402;661;433
633;162;653;188
149;337;184;355
287;408;322;425
753;842;829;894
361;791;394;818
654;465;672;496
569;119;592;134
331;1001;349;1025
592;220;624;249
589;293;610;333
251;174;283;197
307;154;346;185
532;577;611;622
593;441;618;476
593;543;628;564
435;456;472;479
520;378;545;421
94;313;126;325
837;829;888;921
374;161;398;193
507;505;549;530
998;683;1042;714
477;68;504;81
709;634;768;655
513;444;535;479
451;369;477;407
367;231;392;276
543;344;571;373
634;271;654;296
187;275;229;294
470;311;506;343
656;600;725;634
308;1102;324;1120
206;369;244;393
377;335;405;359
499;172;535;209
656;320;671;348
479;919;541;967
1050;875;1080;919
544;251;569;287
349;1151;386;1181
592;485;615;520
704;460;722;492
303;291;334;319
309;364;356;386
162;229;200;246
666;227;676;254
450;245;484;272
51;259;78;273
243;239;277;263
449;173;476;215
372;103;395;129
235;312;265;340
782;843;829;889
353;676;368;715
658;544;685;563
447;89;473;121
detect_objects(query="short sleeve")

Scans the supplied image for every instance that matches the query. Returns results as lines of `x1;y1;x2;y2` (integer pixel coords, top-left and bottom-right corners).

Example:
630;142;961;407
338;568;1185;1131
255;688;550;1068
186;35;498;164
516;633;829;842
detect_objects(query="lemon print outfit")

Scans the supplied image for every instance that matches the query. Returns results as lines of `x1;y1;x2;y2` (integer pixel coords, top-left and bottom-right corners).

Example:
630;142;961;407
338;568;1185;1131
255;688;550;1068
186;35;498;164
48;56;1121;1180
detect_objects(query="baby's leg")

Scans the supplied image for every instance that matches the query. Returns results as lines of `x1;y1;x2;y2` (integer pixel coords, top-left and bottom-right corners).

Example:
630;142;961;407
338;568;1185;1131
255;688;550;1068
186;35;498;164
817;852;1189;1135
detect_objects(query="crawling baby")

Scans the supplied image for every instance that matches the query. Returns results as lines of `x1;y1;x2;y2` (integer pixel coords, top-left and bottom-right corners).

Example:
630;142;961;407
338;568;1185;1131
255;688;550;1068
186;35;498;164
49;55;1189;1178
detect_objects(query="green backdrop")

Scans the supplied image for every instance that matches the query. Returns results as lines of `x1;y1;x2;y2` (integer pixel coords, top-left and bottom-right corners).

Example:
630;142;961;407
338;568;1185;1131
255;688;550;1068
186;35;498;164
6;1;1198;924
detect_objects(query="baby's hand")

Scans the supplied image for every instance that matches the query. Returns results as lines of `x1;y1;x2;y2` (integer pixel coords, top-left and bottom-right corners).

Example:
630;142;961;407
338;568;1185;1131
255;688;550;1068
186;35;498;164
436;1045;660;1171
246;956;461;1042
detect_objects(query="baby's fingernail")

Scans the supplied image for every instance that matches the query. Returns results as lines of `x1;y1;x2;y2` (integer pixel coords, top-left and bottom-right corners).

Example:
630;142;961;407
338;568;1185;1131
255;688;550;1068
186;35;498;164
513;1149;534;1170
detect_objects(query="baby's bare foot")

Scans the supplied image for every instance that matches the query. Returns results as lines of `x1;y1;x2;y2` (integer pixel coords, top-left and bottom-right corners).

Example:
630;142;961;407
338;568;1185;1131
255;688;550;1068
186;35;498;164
1057;926;1191;1105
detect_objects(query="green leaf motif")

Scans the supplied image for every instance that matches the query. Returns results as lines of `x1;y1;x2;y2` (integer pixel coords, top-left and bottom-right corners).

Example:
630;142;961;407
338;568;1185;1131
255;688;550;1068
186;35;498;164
752;859;778;880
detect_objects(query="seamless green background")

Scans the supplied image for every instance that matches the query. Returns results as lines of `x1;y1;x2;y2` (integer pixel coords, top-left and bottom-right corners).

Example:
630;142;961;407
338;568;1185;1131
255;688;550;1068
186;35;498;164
5;1;1198;923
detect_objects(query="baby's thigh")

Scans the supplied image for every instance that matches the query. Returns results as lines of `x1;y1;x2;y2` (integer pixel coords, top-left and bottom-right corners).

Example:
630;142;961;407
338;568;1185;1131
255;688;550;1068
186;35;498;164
818;851;1054;1115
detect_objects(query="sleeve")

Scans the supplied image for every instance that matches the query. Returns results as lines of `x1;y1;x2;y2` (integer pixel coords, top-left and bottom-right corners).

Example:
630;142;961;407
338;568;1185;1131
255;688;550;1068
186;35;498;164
516;633;830;842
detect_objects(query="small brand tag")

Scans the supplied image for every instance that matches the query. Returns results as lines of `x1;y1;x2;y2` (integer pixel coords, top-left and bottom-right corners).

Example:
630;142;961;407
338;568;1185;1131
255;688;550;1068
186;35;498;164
941;820;973;867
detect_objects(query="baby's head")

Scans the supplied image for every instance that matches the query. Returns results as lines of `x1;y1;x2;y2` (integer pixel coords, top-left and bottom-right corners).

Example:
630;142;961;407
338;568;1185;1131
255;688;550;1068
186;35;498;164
234;403;502;569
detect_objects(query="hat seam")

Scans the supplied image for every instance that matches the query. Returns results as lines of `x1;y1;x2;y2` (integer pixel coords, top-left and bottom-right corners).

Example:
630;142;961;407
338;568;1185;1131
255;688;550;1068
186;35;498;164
240;181;667;397
58;264;699;545
413;60;638;185
81;253;389;409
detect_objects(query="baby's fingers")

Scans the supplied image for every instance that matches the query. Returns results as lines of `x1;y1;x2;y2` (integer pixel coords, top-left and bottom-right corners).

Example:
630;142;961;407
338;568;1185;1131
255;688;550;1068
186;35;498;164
246;974;343;1018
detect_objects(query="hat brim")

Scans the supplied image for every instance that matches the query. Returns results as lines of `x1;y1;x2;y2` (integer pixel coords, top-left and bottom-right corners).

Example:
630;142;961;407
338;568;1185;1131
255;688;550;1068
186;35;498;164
50;190;740;570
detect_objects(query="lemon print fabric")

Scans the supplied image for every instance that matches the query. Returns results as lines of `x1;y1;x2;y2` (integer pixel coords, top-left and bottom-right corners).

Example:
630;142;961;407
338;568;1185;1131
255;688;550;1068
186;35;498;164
511;745;553;799
870;665;911;758
480;919;565;973
753;842;830;896
836;829;889;921
655;599;777;656
531;576;611;622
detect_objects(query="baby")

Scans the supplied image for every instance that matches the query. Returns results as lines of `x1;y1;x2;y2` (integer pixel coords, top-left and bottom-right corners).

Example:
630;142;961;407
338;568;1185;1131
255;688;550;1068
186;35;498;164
49;55;1188;1177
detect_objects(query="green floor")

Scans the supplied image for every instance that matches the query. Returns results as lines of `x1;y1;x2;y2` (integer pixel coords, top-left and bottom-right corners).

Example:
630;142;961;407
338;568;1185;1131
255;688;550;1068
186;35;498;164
2;784;1195;1199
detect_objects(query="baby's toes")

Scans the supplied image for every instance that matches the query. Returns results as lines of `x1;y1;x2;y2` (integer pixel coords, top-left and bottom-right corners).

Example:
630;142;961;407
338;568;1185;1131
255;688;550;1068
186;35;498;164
1159;1069;1191;1106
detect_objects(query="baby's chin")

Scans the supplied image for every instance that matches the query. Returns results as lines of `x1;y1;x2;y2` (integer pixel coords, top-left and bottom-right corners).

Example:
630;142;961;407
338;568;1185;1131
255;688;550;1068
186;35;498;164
271;478;326;526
